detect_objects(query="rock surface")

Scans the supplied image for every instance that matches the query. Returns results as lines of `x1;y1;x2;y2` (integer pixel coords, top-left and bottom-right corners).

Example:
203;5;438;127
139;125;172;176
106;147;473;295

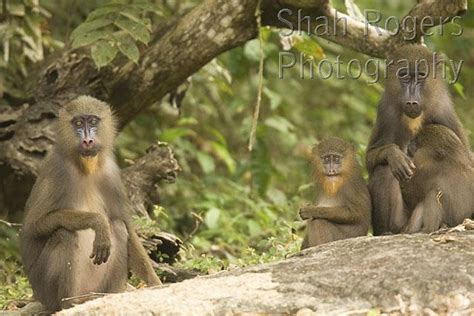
59;231;474;315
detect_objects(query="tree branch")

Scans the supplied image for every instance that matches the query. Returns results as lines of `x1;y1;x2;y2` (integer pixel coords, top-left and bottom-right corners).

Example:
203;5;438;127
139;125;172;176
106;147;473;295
262;0;468;58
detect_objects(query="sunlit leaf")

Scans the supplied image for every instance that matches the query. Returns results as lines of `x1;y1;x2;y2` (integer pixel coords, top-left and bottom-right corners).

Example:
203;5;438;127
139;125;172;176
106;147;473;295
114;17;150;44
266;188;287;205
264;116;294;134
177;117;199;126
211;142;236;174
247;220;262;237
87;4;124;20
115;33;140;63
196;152;216;174
72;29;110;48
263;87;282;110
293;35;325;61
453;82;466;99
206;127;227;147
243;39;261;62
120;12;152;31
205;208;221;229
91;40;118;68
70;19;113;42
159;127;191;143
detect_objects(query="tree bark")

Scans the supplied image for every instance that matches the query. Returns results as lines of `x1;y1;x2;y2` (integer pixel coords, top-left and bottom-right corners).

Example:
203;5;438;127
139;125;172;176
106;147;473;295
122;142;180;217
58;229;474;315
0;0;468;219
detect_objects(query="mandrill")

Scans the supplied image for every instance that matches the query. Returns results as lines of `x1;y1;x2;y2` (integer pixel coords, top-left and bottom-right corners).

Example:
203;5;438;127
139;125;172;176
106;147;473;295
20;96;161;311
300;137;371;249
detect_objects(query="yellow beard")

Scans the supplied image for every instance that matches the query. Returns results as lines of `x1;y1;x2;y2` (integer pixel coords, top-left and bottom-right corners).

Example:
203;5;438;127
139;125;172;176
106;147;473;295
322;176;343;197
80;156;99;175
403;114;424;136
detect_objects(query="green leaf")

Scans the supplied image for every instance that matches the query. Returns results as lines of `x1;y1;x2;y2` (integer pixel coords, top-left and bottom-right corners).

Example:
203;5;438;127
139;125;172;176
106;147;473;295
264;116;294;134
247;220;262;237
114;18;150;44
119;12;152;30
206;127;227;147
263;87;282;110
266;188;287;205
131;2;157;12
91;40;118;68
243;39;261;62
250;138;272;197
196;152;216;174
453;82;466;99
204;208;221;229
210;142;236;174
177;117;198;126
70;19;113;41
159;127;191;142
293;35;325;61
87;4;124;20
72;29;110;48
115;33;140;63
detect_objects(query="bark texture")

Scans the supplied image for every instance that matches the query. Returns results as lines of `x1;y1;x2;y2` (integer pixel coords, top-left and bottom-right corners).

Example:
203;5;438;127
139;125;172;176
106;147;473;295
59;230;474;315
122;142;181;217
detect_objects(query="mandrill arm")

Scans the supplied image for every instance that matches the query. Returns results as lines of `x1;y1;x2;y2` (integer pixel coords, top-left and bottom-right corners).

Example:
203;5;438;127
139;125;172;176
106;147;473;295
299;204;362;225
127;225;162;286
366;144;415;181
27;209;111;264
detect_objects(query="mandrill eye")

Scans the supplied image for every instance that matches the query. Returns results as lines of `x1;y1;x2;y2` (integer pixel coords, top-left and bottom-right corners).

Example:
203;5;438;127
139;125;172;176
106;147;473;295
90;118;98;125
74;120;83;127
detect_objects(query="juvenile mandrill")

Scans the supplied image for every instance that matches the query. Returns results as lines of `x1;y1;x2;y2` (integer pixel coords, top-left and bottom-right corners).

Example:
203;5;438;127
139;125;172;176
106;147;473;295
401;125;474;233
299;138;371;249
20;96;161;311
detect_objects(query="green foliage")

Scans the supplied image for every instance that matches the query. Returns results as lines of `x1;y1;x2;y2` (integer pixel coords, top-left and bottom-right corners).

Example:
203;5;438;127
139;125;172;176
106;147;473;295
0;0;63;100
69;1;161;67
292;34;325;61
0;224;31;309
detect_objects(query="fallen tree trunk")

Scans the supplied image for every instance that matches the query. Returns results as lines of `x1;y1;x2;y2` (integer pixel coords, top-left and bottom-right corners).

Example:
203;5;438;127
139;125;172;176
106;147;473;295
59;230;474;315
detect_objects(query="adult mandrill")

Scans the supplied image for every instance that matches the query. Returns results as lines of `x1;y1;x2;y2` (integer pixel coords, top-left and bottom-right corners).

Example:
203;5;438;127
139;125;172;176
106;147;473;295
20;96;161;311
299;137;371;249
366;44;469;235
401;125;474;233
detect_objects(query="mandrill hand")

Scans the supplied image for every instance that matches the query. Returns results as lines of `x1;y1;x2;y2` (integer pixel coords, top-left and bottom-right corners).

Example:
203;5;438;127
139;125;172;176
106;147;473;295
299;204;314;220
387;147;416;182
90;216;112;265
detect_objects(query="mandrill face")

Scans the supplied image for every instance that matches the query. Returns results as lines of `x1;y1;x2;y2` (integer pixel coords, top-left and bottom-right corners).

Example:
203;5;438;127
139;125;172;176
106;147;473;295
396;68;426;119
320;152;343;177
71;114;103;157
